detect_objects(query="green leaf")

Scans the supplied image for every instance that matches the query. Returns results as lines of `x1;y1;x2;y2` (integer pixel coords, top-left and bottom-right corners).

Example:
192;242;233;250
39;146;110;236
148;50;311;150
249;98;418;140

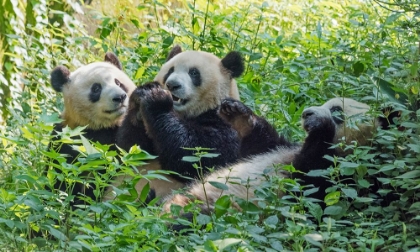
264;215;278;227
47;226;67;241
182;156;200;163
374;77;408;105
304;233;323;247
325;191;340;206
81;135;98;155
196;213;211;225
214;195;231;218
324;205;343;215
140;182;150;202
307;202;323;224
396;170;420;179
357;179;371;188
208;181;229;190
201;153;220;159
306;169;329;177
408;144;420;153
162;36;174;48
352;61;365;76
203;240;218;252
341;188;357;199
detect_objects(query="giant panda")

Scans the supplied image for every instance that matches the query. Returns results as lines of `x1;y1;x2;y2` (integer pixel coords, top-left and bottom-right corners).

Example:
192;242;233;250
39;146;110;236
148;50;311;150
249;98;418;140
111;46;245;201
48;52;137;206
162;97;398;214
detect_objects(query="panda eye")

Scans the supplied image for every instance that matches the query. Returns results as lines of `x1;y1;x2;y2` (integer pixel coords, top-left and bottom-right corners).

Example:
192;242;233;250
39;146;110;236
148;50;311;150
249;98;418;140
91;83;102;93
163;67;174;84
330;106;344;124
189;67;199;77
115;78;127;92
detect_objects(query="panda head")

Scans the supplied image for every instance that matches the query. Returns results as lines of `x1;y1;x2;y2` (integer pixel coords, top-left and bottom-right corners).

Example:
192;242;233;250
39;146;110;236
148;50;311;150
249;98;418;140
302;97;382;155
154;45;244;118
50;52;137;130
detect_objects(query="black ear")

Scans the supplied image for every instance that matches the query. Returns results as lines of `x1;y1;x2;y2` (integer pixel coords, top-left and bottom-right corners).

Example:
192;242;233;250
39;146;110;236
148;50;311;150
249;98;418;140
166;45;182;62
105;52;123;70
221;51;244;78
51;66;70;92
379;107;401;130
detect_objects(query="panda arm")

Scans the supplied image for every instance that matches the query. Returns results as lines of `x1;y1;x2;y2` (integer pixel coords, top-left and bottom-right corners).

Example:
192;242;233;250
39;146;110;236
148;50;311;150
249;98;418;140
145;110;240;180
135;82;240;179
219;98;289;157
116;88;156;154
116;112;155;154
291;118;336;202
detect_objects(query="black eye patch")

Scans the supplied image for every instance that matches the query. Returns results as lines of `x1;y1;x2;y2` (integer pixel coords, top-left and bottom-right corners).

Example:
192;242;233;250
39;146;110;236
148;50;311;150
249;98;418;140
115;78;127;93
330;105;344;124
163;67;174;84
89;83;102;103
188;67;201;87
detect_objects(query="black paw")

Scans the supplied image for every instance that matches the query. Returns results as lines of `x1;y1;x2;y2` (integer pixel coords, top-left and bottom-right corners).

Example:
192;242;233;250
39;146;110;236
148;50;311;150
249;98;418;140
137;82;173;113
219;98;253;123
302;112;335;134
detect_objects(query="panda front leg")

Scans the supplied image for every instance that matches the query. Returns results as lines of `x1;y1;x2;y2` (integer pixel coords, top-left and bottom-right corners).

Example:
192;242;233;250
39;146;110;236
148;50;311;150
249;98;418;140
116;85;155;154
292;107;337;205
219;98;290;157
135;82;240;180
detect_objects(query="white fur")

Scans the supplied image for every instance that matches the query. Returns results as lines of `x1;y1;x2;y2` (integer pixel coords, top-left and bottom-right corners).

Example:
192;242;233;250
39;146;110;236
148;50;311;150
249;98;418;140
103;160;185;201
303;97;377;155
62;62;136;129
112;51;241;201
162;146;299;212
154;51;238;118
162;97;378;213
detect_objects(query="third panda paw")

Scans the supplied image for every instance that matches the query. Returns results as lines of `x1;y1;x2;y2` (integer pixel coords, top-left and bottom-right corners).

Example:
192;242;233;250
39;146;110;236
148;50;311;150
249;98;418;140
219;98;255;138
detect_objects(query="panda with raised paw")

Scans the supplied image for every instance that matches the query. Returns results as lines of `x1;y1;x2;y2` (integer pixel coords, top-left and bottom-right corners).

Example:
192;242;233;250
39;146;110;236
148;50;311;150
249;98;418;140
113;45;245;201
162;97;398;214
48;52;136;206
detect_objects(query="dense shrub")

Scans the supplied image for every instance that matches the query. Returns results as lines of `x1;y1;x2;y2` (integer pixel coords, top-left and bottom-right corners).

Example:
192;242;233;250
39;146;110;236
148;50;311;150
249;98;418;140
0;0;419;250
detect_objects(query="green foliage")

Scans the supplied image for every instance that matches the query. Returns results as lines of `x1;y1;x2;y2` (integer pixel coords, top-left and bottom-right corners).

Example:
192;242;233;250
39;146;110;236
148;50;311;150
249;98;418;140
0;0;420;250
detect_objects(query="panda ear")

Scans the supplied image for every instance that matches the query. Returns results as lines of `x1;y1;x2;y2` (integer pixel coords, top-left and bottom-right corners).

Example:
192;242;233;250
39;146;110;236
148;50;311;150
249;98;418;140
104;52;123;70
166;45;182;62
51;66;70;92
378;107;401;130
221;51;244;78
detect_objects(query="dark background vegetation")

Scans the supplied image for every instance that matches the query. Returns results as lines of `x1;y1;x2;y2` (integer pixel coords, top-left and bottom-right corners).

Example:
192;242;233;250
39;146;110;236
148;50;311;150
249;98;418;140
0;0;419;250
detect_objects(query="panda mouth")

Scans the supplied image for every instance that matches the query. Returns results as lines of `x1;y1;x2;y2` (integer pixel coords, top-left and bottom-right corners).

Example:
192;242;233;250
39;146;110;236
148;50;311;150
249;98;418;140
105;105;126;114
172;94;188;106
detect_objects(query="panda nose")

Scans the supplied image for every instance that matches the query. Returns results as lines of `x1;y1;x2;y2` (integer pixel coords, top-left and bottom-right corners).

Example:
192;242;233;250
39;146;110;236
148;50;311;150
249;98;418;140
302;109;314;119
113;94;127;104
166;80;181;91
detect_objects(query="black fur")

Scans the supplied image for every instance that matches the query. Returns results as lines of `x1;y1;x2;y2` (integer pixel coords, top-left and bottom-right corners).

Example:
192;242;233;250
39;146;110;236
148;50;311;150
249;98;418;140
219;99;397;207
188;67;201;87
121;82;240;181
219;98;291;157
89;83;102;103
163;67;174;84
104;52;122;70
115;87;155;154
221;52;244;78
49;123;119;206
291;114;337;206
51;66;70;92
166;45;183;62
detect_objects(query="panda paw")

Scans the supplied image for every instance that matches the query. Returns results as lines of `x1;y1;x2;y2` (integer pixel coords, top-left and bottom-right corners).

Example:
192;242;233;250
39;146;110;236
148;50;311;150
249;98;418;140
219;98;255;137
137;82;173;113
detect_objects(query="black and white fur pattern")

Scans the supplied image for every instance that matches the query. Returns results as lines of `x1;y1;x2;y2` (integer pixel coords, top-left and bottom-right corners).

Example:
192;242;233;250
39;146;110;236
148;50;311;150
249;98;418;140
153;45;243;118
48;53;136;205
112;46;245;201
162;97;390;213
